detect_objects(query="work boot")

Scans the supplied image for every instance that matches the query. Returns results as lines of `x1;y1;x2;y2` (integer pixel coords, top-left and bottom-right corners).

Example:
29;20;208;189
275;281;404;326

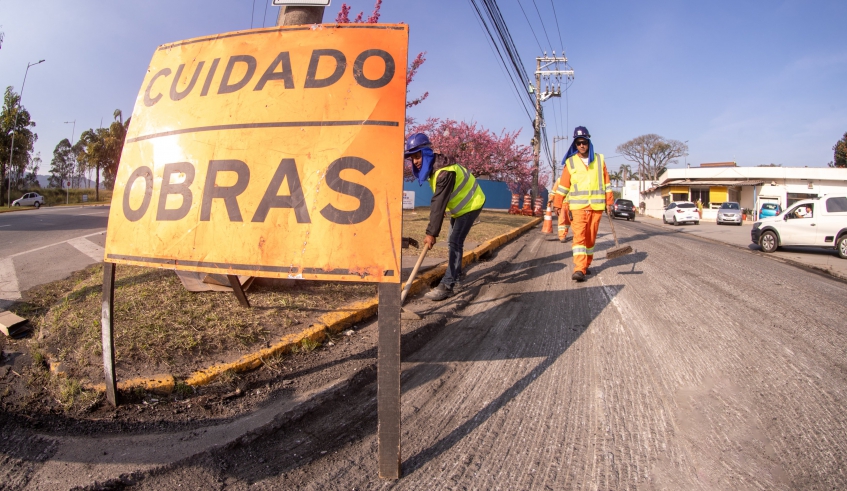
571;271;586;282
425;284;454;301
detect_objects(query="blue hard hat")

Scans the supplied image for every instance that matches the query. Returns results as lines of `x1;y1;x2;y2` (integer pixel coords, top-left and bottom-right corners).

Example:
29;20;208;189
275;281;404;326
573;126;591;140
404;133;431;157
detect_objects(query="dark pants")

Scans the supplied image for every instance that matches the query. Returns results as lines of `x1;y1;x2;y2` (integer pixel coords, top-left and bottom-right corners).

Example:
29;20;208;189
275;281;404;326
441;207;483;289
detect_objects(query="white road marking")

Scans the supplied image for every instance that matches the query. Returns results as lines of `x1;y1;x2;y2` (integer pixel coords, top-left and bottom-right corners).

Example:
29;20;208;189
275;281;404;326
6;230;106;259
0;225;9;227
0;257;21;302
67;237;106;262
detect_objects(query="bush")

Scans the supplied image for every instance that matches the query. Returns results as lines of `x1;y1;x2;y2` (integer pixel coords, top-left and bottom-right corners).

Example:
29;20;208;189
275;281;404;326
14;188;112;206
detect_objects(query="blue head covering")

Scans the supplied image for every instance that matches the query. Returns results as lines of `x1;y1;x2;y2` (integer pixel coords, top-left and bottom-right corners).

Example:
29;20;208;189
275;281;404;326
411;147;436;186
562;139;594;168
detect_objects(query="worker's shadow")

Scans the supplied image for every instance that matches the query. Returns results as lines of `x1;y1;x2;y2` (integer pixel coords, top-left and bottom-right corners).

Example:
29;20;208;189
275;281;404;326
496;250;571;284
399;283;624;475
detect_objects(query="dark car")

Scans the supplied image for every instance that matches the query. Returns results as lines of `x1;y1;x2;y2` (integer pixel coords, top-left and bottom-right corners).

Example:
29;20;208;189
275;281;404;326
611;199;636;221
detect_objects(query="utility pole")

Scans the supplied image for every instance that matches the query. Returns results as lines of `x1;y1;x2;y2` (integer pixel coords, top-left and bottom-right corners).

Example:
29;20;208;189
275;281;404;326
276;3;325;26
530;53;573;209
551;135;568;184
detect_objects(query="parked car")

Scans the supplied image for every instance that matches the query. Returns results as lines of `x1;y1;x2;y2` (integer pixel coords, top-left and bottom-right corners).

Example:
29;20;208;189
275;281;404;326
716;201;742;225
751;194;847;259
11;192;44;208
611;198;636;221
663;201;699;225
759;202;782;218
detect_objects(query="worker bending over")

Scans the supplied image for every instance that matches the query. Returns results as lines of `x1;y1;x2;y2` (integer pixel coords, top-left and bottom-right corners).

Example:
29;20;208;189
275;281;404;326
552;126;613;282
404;133;486;301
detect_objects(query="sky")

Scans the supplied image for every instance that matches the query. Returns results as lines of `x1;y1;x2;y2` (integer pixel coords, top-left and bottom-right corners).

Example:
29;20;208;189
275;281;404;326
1;0;846;183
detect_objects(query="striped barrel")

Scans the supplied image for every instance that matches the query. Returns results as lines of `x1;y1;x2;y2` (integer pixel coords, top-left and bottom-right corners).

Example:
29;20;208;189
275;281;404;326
509;193;520;214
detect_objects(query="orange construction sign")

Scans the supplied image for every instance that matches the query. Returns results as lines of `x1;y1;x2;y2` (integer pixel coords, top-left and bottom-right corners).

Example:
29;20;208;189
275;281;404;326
104;24;408;283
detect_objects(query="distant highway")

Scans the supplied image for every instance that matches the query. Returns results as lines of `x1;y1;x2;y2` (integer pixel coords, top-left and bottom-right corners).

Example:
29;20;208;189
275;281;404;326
0;205;109;307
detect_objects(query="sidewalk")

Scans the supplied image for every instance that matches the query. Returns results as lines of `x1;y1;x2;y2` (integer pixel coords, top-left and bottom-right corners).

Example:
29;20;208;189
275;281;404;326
636;215;847;281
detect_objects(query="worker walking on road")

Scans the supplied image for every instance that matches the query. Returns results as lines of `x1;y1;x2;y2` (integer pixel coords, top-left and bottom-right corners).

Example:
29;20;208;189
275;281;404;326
404;133;486;301
552;126;614;282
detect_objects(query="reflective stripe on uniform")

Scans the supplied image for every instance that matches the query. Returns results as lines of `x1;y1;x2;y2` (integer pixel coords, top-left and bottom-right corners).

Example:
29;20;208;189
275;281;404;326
447;181;480;215
572;245;588;256
448;167;471;202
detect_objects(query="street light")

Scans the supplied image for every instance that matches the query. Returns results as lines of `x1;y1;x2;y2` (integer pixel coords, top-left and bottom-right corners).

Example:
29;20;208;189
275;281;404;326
6;59;45;208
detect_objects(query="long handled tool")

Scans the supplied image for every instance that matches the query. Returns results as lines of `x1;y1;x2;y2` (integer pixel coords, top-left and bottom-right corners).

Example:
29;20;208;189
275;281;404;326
605;212;633;259
400;246;429;320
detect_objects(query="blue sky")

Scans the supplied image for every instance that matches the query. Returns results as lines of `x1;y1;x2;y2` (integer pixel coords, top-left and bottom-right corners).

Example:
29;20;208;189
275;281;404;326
1;0;845;181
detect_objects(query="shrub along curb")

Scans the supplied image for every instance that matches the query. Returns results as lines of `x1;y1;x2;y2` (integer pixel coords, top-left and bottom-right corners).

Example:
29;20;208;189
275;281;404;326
90;217;542;394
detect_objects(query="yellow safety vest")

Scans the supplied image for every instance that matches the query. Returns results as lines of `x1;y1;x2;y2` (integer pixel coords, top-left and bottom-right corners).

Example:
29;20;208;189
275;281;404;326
563;153;610;210
429;164;486;218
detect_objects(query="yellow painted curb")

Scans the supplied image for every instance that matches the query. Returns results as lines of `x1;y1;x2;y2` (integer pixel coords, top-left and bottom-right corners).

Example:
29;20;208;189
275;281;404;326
185;297;378;386
89;374;175;395
89;216;540;393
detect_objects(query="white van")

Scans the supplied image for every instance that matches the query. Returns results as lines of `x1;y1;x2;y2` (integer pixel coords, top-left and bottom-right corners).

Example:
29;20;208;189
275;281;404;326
751;194;847;259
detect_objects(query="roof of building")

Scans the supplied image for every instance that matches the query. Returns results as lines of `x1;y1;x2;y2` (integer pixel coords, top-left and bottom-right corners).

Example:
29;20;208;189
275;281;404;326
699;162;737;168
663;180;764;188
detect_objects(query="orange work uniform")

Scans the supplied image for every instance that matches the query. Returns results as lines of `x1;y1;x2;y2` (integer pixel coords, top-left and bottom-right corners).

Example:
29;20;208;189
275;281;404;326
557;204;571;241
552;153;614;274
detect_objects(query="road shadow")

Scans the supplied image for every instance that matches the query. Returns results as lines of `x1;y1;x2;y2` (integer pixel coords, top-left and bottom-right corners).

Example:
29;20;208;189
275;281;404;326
0;213;108;233
197;284;623;486
399;284;622;474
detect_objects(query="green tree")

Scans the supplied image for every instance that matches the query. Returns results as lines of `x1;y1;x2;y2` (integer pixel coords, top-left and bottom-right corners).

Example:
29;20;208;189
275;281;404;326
103;109;130;189
76;128;108;201
75;110;129;201
829;132;847;168
48;139;75;188
620;163;633;182
0;86;38;205
24;152;41;188
608;169;622;187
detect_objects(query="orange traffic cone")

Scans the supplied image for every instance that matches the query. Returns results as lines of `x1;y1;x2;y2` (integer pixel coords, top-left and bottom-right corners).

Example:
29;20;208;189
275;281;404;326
541;206;553;234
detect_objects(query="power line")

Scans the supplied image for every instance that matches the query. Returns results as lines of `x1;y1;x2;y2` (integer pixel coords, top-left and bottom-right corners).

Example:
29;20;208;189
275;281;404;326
467;0;537;124
469;8;530;118
530;0;554;50
515;0;543;52
549;0;565;52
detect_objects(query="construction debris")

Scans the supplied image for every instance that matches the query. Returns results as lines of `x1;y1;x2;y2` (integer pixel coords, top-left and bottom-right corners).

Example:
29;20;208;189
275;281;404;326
0;311;29;338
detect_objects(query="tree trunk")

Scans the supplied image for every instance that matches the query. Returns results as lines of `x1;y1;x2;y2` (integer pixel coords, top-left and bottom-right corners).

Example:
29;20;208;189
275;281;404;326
96;166;100;202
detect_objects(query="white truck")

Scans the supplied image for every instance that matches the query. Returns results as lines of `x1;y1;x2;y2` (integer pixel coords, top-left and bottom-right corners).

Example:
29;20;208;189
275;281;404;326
751;194;847;259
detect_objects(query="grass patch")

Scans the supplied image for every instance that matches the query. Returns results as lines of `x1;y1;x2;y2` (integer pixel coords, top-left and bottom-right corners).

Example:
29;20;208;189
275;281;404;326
14;263;375;384
3;206;534;397
402;209;536;258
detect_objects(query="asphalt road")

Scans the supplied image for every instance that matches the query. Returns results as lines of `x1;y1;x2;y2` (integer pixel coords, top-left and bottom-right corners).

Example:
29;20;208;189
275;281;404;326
110;218;847;489
0;206;109;307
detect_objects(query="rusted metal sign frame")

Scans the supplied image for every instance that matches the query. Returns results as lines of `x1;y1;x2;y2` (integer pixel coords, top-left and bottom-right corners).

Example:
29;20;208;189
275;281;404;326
99;24;408;479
